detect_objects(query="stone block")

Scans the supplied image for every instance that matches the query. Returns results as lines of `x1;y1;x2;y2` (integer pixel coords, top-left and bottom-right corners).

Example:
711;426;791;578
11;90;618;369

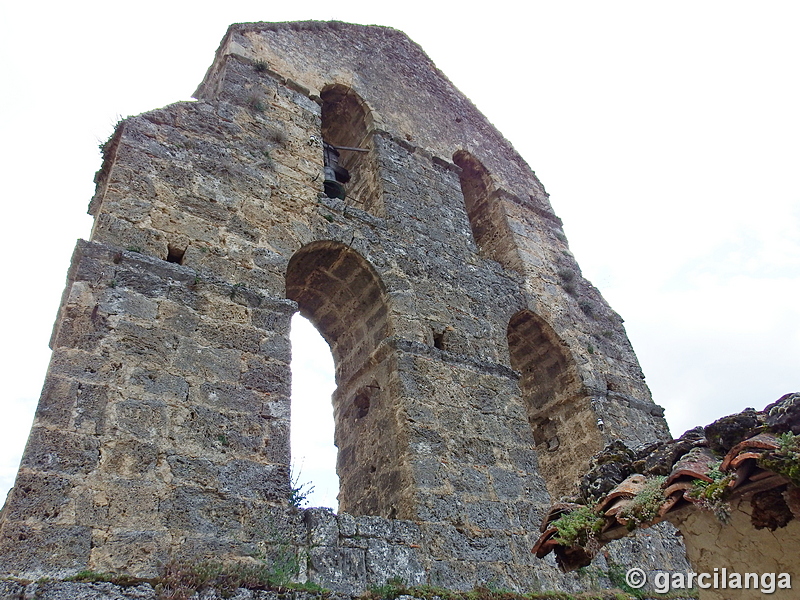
73;382;110;434
390;520;421;545
27;581;157;599
414;494;464;523
0;582;25;599
337;512;357;537
240;356;291;395
0;523;91;579
427;559;476;591
48;349;113;384
156;300;200;336
2;471;72;524
167;454;218;488
307;546;366;594
51;304;110;352
114;320;179;363
198;320;264;353
450;466;489;494
355;515;392;539
304;507;339;546
174;339;242;382
192;381;288;418
128;369;189;399
410;457;444;489
104;479;163;528
169;404;272;459
99;439;159;477
220;460;288;502
21;428;100;475
464;501;511;530
488;467;525;501
258;332;292;363
111;267;171;300
450;437;497;467
113;398;168;441
365;539;425;586
162;487;245;538
34;376;78;429
90;530;169;578
454;532;513;563
99;288;159;320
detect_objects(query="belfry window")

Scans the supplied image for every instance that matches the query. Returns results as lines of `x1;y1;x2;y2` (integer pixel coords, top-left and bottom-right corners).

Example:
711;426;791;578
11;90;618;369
320;85;383;215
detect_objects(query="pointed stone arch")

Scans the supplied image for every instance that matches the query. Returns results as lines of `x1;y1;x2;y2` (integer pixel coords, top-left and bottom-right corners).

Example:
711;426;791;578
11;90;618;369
507;309;603;497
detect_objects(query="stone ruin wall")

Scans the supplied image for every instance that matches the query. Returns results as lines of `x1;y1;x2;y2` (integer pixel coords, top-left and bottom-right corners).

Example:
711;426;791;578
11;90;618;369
0;21;686;592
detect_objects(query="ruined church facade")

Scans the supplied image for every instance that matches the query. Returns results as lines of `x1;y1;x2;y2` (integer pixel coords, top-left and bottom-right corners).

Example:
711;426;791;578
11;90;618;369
0;22;684;591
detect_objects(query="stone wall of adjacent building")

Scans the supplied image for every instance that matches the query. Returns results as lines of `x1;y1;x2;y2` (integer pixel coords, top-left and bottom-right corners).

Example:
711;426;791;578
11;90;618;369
666;498;799;600
0;21;684;592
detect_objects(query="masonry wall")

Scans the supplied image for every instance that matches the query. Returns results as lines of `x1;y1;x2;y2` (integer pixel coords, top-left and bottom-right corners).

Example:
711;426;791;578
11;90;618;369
0;21;681;590
666;498;800;600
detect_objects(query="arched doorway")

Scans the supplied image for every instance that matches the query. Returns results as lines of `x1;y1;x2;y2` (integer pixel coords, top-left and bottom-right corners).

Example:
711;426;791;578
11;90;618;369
289;313;337;510
286;241;408;517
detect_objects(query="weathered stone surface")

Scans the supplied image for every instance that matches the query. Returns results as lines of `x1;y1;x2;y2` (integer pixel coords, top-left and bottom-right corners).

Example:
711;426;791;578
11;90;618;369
668;496;800;600
578;440;636;503
704;408;762;454
18;582;157;599
0;20;683;594
765;391;800;434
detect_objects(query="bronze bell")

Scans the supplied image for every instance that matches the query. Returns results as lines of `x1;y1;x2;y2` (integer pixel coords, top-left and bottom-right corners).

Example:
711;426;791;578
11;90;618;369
323;142;350;200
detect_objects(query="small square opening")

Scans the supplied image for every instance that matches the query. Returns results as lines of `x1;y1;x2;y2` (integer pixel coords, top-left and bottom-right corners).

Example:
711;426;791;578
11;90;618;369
166;245;186;265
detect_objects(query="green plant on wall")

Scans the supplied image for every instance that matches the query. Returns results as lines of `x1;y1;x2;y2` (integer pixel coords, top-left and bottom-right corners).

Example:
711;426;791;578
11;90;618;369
760;432;800;486
686;462;733;523
289;466;315;508
550;505;604;547
618;476;666;529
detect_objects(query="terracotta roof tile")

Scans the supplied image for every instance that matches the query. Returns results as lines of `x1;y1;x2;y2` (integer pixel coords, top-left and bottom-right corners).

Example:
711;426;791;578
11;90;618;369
532;392;800;571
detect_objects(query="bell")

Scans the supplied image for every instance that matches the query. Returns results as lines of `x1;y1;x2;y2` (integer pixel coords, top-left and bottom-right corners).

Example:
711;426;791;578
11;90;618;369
323;143;350;200
323;170;347;200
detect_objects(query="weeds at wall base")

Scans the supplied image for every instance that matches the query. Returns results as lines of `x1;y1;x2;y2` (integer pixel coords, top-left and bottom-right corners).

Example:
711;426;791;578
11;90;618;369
61;561;328;600
359;579;690;600
4;573;698;600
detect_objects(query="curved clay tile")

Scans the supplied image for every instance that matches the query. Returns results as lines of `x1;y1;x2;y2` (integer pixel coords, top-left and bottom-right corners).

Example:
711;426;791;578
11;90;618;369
658;492;683;517
721;432;780;471
734;473;789;496
664;480;694;498
666;446;718;486
531;527;559;557
728;451;764;471
595;473;648;514
732;458;758;488
540;502;584;532
603;496;634;518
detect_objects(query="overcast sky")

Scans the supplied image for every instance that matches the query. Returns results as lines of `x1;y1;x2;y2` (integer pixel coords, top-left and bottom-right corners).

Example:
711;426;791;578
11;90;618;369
1;2;797;510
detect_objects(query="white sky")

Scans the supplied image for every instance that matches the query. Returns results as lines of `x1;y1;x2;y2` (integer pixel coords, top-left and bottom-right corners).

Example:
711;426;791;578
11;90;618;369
1;2;798;511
